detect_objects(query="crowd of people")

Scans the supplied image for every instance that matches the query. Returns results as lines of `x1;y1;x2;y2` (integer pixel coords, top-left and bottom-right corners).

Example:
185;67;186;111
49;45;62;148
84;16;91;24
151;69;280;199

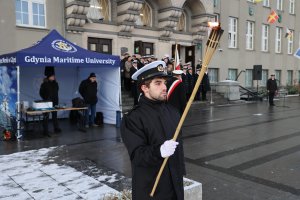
120;53;211;107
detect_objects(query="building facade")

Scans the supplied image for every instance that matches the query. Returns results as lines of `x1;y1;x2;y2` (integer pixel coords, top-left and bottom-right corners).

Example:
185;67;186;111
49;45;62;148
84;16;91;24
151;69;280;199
213;0;300;87
1;0;300;87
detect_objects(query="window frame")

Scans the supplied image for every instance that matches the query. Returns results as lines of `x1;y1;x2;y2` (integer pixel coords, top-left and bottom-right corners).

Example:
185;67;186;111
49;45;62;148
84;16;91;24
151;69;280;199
287;30;294;54
275;70;281;86
277;0;283;11
228;17;238;49
261;24;269;52
263;0;270;7
245;69;253;87
208;68;219;83
289;0;295;14
287;70;293;85
246;21;254;50
228;68;238;81
87;0;111;21
15;0;46;28
262;69;268;86
275;27;282;53
135;2;152;27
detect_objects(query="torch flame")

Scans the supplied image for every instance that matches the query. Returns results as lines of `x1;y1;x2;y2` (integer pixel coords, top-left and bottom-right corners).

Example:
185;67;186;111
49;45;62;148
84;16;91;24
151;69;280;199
208;21;219;28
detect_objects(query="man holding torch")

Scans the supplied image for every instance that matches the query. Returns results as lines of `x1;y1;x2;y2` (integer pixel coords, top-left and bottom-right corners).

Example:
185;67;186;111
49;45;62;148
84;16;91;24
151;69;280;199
121;60;185;200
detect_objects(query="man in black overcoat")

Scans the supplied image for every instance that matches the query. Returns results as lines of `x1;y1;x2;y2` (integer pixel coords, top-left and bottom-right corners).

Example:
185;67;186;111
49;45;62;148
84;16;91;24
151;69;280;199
267;74;278;106
39;70;61;136
121;61;185;200
79;73;98;127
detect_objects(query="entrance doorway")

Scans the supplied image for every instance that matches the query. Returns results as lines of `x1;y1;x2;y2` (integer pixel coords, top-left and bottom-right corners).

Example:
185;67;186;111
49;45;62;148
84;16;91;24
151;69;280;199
185;45;195;68
88;38;112;54
134;41;153;56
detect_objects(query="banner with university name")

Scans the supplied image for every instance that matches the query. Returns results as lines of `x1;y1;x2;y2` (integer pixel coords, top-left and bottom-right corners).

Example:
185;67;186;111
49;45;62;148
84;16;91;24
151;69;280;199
0;30;120;68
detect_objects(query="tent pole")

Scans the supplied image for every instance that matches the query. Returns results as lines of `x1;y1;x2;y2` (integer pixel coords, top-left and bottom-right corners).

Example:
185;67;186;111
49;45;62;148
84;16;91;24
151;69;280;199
118;67;123;115
16;66;21;139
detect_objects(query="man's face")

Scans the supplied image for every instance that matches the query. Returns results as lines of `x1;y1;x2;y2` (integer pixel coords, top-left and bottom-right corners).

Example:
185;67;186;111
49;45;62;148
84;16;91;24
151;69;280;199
271;75;275;80
141;77;167;101
167;64;173;72
48;75;55;81
90;77;97;82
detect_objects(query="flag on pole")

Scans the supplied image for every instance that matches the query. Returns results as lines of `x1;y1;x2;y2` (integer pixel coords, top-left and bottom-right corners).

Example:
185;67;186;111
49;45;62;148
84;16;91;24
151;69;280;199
285;28;293;39
294;48;300;59
267;10;279;24
174;45;181;70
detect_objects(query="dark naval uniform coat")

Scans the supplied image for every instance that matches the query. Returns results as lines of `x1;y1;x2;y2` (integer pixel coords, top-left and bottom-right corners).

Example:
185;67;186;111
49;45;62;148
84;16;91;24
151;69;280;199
121;96;185;200
167;77;187;115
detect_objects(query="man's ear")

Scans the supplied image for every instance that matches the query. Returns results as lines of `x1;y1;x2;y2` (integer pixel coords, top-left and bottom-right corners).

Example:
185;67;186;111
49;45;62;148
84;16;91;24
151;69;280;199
141;84;148;93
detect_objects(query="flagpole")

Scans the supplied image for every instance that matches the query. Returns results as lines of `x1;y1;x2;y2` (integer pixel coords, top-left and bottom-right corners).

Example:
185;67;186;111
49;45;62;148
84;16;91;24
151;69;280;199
150;25;224;197
174;43;178;71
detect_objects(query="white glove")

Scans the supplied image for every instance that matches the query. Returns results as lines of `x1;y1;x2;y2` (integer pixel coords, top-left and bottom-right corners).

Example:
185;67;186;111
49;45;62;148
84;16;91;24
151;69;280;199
160;140;179;158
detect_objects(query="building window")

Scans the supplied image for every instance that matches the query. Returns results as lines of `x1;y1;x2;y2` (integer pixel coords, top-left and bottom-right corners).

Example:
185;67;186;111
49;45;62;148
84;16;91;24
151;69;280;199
228;17;237;48
87;0;110;21
245;69;253;87
88;37;112;54
228;68;237;80
262;69;268;86
275;70;281;86
214;13;220;23
287;70;293;85
16;0;46;27
287;30;294;54
298;71;300;84
246;21;254;50
263;0;270;7
289;0;295;14
275;27;282;53
261;24;269;52
208;68;219;83
175;12;186;31
136;2;152;27
213;0;219;8
277;0;283;11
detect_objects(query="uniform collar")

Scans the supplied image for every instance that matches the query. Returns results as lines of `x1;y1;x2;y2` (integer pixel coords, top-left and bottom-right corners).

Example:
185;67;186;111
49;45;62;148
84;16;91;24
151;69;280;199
139;95;165;106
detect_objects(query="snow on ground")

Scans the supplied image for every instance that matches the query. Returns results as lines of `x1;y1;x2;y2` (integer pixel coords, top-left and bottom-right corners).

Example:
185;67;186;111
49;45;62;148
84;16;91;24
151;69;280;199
0;147;120;200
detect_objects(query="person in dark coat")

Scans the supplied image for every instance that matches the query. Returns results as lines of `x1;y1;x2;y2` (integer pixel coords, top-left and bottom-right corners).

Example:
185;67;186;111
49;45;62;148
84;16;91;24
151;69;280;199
167;69;187;115
185;66;194;100
200;69;211;101
79;73;98;128
130;60;139;105
39;73;61;137
267;74;278;106
121;61;185;200
194;68;201;101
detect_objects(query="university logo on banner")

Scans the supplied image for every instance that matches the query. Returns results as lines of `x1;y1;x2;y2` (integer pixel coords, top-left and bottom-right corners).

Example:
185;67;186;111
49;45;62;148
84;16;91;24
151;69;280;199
51;40;77;53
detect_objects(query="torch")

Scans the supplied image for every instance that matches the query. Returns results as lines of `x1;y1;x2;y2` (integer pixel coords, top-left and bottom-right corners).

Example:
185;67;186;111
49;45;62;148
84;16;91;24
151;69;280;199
150;24;224;197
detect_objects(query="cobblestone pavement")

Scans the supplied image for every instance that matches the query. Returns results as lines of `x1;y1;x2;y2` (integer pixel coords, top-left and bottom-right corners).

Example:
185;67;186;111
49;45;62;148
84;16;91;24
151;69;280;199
1;97;300;199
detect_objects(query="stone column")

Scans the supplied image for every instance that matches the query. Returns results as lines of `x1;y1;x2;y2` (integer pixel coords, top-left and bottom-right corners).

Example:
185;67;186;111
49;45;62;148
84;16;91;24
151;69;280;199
65;0;90;31
158;7;182;40
191;14;215;43
117;0;143;36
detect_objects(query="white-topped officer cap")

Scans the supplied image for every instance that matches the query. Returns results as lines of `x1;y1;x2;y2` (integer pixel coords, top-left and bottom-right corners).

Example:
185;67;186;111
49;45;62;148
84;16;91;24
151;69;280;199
132;61;168;81
172;70;183;75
